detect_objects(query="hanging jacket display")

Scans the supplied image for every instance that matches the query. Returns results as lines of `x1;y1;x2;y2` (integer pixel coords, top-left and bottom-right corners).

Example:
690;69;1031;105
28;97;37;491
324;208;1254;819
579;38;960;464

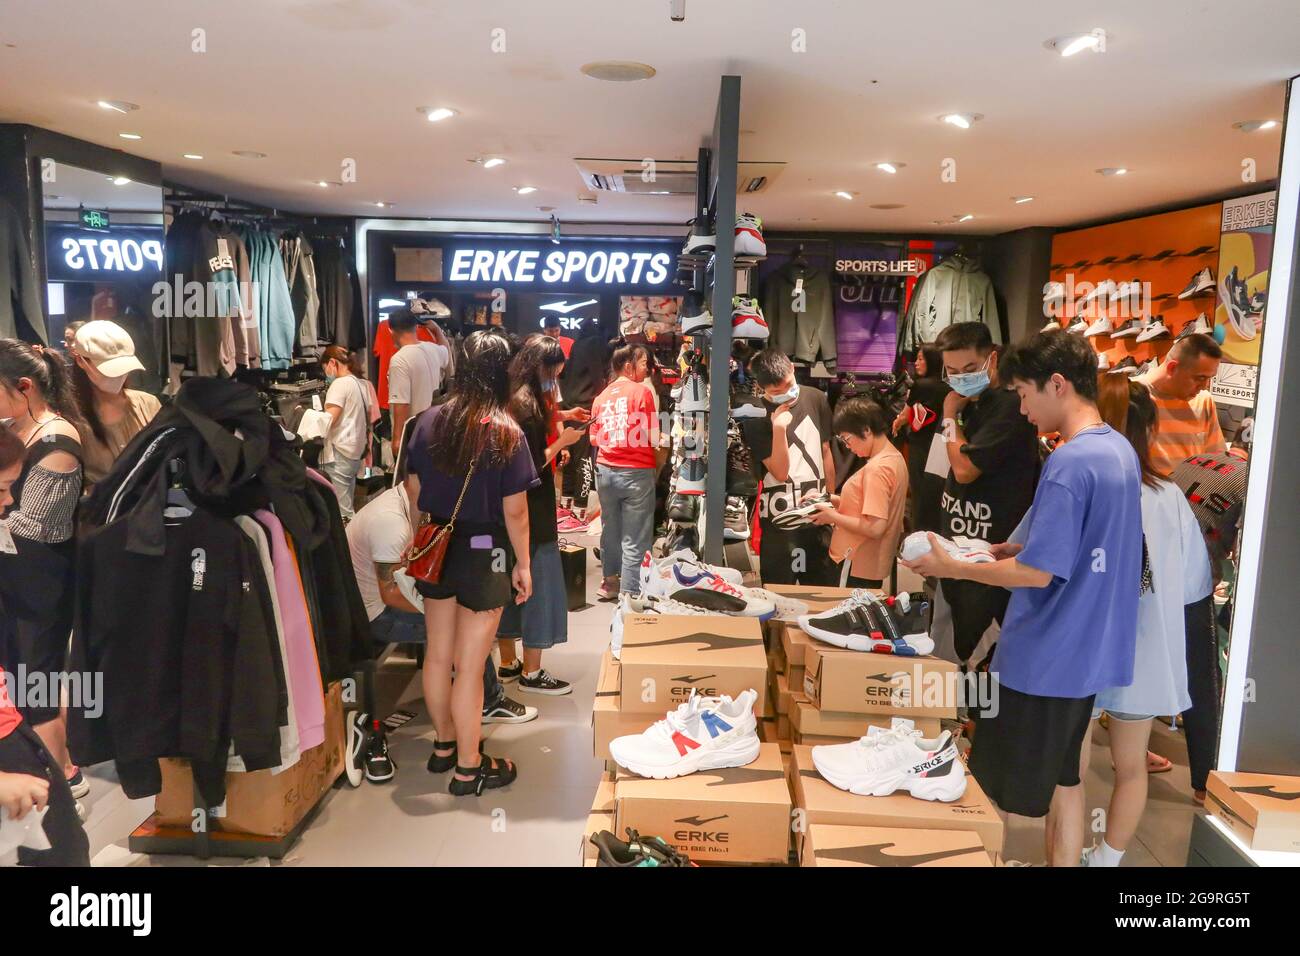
0;198;47;343
281;233;321;357
897;252;1001;353
239;226;296;370
312;237;365;350
763;265;836;366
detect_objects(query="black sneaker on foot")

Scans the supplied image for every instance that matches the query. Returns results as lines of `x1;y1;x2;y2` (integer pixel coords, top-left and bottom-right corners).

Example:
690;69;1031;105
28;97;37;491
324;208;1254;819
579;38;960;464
364;728;396;783
516;668;573;696
498;659;524;683
482;695;539;724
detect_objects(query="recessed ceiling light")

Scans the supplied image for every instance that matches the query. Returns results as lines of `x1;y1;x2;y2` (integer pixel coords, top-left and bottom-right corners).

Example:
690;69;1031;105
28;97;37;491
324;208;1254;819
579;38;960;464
418;106;458;122
875;162;905;174
1045;30;1107;57
834;191;854;200
118;132;142;140
232;150;267;159
515;186;538;195
483;157;506;169
940;113;982;129
1234;119;1279;132
870;203;905;210
1013;196;1035;204
97;99;138;113
537;205;556;213
182;153;203;160
579;61;656;82
957;214;975;222
317;181;330;188
1097;167;1128;176
111;176;131;186
373;201;393;208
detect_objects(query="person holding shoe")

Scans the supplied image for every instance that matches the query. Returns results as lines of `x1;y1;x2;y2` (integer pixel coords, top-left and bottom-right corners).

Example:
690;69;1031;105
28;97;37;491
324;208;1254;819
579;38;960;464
495;334;582;695
405;331;539;796
319;345;371;521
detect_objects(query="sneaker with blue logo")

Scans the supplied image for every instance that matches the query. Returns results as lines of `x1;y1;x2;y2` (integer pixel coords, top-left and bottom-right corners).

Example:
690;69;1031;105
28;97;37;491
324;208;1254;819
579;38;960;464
640;553;774;618
797;590;935;656
609;689;760;779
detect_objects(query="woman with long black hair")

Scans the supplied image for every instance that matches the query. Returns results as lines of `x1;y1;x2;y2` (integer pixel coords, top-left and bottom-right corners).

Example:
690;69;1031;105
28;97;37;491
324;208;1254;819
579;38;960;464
0;339;87;802
405;330;538;795
892;344;949;534
494;334;583;695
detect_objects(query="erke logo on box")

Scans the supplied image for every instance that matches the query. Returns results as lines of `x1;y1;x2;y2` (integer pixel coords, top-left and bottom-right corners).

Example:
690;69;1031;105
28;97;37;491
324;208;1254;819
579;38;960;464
49;887;152;936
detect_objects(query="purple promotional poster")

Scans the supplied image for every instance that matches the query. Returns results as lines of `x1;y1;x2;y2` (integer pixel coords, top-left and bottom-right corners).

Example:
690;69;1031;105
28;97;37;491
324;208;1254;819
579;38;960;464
833;241;903;373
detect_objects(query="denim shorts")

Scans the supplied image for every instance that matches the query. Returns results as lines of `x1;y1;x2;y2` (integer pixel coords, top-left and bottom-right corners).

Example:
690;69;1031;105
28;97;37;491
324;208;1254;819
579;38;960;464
495;541;568;650
1091;708;1154;722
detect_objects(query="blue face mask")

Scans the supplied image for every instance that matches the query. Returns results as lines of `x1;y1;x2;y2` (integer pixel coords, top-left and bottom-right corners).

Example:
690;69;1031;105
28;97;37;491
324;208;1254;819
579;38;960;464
947;357;991;398
766;382;800;405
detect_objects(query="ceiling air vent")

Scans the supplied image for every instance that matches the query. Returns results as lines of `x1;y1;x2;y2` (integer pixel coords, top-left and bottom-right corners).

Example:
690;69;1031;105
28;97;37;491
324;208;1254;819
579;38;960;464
574;158;785;197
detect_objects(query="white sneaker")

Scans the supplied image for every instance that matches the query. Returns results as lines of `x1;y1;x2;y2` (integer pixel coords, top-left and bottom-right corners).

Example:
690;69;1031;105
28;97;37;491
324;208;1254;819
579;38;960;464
1134;317;1169;342
731;296;770;340
1040;318;1061;333
1178;267;1214;299
745;587;808;623
899;530;994;564
812;721;968;801
1065;316;1089;333
610;689;761;779
733;213;766;257
1078;279;1116;313
641;552;774;618
1043;281;1066;306
641;550;743;590
1110;318;1144;338
677;371;709;413
1176;313;1213;339
1083;315;1113;336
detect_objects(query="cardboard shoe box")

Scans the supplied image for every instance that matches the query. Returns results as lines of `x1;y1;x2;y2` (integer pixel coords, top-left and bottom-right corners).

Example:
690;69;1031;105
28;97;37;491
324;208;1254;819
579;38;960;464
802;823;992;867
614;743;792;864
780;624;816;671
619;614;767;715
592;650;653;761
790;699;941;742
581;774;618;866
790;744;1003;856
803;645;959;719
1206;771;1300;853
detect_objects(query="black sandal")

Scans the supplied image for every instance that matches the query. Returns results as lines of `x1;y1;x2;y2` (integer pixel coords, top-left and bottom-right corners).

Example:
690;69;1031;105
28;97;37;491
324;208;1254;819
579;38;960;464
448;755;517;796
427;739;484;774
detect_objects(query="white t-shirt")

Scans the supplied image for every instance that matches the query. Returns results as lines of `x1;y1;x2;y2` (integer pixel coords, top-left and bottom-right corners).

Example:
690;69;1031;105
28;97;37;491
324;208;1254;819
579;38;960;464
388;342;449;415
322;374;370;463
346;485;413;621
1095;479;1213;717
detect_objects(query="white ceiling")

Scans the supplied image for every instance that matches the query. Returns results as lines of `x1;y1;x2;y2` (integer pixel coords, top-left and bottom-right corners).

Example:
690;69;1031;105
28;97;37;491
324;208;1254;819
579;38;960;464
1;0;1296;233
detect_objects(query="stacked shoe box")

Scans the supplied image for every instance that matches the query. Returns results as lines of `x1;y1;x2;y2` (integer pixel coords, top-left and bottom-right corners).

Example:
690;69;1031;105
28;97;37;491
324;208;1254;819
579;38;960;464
1205;771;1300;853
581;773;618;866
765;585;861;746
791;745;1004;866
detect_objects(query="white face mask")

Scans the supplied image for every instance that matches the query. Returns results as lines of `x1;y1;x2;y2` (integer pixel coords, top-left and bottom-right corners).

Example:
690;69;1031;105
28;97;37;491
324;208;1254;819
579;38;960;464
97;372;128;395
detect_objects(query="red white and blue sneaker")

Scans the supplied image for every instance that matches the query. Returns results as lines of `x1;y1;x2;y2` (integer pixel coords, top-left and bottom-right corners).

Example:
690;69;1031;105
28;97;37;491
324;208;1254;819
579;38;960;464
609;689;760;779
731;295;770;340
797;590;934;656
640;550;743;591
812;717;968;801
733;212;767;257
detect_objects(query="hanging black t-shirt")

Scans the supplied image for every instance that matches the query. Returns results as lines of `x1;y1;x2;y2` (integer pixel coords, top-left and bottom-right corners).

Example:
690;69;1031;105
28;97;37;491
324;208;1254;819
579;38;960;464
939;385;1039;546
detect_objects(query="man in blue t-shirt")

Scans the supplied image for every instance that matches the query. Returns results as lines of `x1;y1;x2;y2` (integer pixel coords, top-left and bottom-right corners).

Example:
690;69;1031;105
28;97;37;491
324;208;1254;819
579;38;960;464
905;331;1141;867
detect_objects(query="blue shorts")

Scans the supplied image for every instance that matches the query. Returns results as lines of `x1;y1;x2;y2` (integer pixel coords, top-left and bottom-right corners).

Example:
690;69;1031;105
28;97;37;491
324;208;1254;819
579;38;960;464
369;606;426;645
496;541;568;650
1091;708;1154;722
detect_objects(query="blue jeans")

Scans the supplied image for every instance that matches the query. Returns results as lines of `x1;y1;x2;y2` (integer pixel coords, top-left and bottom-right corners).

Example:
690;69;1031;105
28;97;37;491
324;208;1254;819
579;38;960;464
321;455;363;520
596;464;656;594
369;607;502;706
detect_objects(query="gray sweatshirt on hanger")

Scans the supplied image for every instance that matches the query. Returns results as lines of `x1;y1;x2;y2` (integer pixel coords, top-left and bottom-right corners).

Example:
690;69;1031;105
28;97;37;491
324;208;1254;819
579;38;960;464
763;266;836;365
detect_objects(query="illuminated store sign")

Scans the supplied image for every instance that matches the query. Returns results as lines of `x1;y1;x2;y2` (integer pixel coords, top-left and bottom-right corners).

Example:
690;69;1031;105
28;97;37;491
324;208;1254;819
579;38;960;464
446;246;673;287
46;224;164;281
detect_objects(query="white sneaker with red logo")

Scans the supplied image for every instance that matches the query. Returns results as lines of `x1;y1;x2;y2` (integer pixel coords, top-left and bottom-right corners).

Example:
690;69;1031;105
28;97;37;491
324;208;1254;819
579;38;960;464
734;213;767;257
812;718;968;802
609;689;760;779
640;554;774;619
731;295;770;340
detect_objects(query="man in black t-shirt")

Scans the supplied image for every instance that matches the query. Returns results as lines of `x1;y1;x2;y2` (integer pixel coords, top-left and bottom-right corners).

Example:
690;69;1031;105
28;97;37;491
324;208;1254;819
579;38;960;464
740;349;838;585
934;323;1039;662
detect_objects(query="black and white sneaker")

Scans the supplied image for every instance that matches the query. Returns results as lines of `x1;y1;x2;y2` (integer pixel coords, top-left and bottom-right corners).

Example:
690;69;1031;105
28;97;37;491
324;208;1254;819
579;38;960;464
498;659;524;683
723;496;751;540
797;590;935;656
770;492;831;530
682;214;715;256
680;289;713;334
482;695;540;724
364;728;396;783
676;372;709;414
345;712;368;787
667;492;699;523
516;669;573;696
1178;267;1215;299
730;396;766;419
66;769;90;800
1176;313;1213;339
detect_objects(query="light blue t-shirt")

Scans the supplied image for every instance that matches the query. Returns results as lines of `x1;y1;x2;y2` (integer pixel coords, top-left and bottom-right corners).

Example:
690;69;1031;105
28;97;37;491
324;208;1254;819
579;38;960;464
992;425;1142;698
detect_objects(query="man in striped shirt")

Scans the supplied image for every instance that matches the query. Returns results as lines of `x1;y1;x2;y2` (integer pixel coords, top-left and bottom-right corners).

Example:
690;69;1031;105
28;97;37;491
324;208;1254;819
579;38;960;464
1135;334;1225;476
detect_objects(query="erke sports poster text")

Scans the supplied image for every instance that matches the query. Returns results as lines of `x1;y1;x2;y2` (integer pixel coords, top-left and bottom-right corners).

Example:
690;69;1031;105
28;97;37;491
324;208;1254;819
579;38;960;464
1212;191;1275;407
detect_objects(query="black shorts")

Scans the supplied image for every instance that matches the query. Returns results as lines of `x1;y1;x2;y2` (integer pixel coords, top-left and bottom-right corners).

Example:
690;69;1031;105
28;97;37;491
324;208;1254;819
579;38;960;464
968;679;1094;818
1;611;70;726
759;524;838;586
0;721;90;866
413;523;515;613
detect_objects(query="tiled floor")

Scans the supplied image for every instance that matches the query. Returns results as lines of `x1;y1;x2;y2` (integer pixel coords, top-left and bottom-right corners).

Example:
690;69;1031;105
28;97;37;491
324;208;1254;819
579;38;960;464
84;542;1206;867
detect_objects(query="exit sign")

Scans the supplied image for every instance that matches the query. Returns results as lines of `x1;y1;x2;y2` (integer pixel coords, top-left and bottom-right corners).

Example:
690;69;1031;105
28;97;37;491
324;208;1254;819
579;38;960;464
79;208;110;230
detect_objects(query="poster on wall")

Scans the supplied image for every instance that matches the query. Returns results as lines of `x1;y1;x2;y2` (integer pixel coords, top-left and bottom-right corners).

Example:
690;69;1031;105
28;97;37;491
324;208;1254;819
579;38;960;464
1212;191;1276;407
833;241;904;373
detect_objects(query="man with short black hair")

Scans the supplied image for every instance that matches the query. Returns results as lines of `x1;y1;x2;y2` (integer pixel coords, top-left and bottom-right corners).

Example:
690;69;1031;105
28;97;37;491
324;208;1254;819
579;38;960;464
387;307;449;458
932;322;1039;663
541;314;574;359
905;330;1142;866
740;349;837;585
1136;333;1225;477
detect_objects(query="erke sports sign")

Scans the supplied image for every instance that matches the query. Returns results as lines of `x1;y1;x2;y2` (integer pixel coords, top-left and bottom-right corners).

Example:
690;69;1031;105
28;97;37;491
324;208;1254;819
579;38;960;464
445;244;673;288
46;225;165;281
